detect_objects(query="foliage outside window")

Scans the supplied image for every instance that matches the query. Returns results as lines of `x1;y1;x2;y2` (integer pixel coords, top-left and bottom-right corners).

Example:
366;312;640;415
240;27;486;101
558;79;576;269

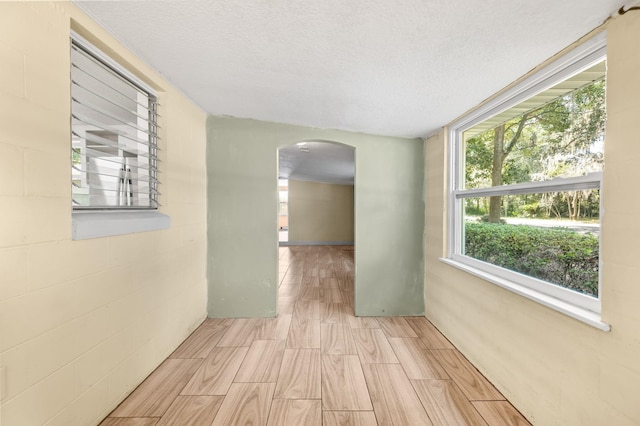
449;35;606;316
71;35;159;209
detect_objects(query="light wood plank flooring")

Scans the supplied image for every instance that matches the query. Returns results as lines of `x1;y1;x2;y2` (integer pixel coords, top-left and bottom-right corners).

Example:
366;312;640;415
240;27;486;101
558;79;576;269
100;246;530;426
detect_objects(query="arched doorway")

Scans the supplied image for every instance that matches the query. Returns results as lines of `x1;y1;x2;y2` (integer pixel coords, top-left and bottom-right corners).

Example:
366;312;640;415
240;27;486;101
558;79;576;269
276;141;355;315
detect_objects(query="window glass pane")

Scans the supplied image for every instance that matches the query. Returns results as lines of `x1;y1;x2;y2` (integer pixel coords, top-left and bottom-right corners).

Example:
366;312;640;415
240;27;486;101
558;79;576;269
462;190;600;297
71;41;158;209
452;38;607;314
463;61;606;191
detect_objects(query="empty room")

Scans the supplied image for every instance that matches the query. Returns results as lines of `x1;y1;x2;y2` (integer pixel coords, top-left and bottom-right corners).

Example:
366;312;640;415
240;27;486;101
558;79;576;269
1;1;639;425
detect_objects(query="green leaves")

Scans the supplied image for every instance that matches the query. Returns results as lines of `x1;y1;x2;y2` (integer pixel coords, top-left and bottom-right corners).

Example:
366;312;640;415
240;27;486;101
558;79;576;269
464;77;606;190
465;222;599;297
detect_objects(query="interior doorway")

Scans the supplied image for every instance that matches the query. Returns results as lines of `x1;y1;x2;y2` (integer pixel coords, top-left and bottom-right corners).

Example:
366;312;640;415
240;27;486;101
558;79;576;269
277;140;356;312
278;141;355;247
278;179;289;243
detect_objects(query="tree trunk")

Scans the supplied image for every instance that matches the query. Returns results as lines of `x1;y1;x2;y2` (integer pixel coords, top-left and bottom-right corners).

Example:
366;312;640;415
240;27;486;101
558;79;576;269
488;124;505;223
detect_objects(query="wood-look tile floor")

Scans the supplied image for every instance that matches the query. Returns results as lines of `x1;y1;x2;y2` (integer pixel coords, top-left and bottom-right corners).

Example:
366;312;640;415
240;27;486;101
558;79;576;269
100;246;530;426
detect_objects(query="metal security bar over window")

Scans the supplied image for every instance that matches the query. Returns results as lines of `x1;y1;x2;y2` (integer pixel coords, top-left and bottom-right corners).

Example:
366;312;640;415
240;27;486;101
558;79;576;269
71;37;160;209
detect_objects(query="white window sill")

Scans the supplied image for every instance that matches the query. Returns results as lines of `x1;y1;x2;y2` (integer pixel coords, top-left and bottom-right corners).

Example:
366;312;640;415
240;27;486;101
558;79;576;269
439;257;610;332
72;210;170;240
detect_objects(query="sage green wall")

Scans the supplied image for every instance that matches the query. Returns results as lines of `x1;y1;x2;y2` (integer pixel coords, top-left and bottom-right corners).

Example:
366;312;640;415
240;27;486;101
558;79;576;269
207;116;424;317
288;179;354;244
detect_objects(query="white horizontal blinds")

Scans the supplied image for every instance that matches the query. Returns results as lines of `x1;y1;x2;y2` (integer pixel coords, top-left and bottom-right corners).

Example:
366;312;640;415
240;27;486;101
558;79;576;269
71;39;160;209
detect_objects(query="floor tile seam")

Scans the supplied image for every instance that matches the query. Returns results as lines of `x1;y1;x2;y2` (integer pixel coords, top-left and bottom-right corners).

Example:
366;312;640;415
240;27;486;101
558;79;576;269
387;337;452;381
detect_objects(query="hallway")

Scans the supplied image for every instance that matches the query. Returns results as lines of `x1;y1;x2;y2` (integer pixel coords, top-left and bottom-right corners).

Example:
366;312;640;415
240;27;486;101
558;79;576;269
99;246;529;425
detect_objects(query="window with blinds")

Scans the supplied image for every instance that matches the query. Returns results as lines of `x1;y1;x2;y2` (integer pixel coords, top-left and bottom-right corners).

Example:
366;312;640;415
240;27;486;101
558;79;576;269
71;36;159;209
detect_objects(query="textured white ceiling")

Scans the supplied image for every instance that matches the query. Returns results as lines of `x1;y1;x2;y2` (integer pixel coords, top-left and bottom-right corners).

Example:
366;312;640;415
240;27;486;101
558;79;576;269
279;142;355;185
75;0;625;139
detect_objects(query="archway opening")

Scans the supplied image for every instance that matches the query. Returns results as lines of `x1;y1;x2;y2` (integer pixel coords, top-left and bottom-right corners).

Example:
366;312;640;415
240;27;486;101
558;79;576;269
276;141;355;315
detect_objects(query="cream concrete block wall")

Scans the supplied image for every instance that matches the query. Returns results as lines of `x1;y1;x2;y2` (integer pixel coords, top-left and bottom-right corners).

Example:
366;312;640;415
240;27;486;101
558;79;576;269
424;14;640;426
0;2;208;425
288;180;354;243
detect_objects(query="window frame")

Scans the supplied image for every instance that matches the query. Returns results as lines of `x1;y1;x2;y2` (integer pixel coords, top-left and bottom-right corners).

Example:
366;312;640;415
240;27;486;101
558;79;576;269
445;32;609;330
70;31;169;239
71;31;159;210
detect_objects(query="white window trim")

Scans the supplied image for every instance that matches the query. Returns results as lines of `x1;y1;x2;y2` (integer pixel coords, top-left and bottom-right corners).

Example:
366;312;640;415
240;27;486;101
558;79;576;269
71;31;156;96
72;210;170;240
439;258;609;331
446;31;609;331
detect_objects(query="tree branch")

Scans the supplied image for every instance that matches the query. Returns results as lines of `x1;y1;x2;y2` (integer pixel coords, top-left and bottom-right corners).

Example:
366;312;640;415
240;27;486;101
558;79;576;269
503;112;529;158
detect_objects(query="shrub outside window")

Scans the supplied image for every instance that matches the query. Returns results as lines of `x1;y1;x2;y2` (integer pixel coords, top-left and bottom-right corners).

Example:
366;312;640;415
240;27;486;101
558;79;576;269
447;33;606;322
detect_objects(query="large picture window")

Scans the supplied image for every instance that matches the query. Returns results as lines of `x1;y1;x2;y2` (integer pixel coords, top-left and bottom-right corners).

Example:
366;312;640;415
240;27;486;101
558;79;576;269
447;33;607;327
71;35;159;209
